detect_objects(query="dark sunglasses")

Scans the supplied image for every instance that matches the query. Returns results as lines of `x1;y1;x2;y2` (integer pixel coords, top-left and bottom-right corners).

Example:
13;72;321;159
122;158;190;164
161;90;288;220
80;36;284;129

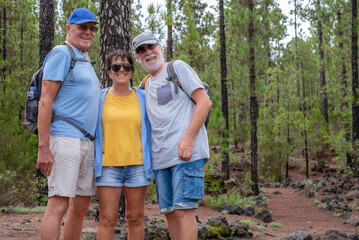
76;24;98;33
110;63;133;72
135;43;158;54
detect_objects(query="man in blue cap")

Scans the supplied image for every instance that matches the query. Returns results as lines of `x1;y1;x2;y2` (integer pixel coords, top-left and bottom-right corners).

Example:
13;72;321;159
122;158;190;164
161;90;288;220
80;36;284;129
37;8;100;239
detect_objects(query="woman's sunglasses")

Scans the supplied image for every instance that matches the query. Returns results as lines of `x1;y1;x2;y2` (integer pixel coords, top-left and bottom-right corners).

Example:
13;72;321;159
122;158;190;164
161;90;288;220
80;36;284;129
110;63;133;72
135;43;157;54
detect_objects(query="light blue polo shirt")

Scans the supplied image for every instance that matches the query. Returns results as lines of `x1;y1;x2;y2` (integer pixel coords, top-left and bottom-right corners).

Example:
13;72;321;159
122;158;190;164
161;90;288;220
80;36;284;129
42;44;100;140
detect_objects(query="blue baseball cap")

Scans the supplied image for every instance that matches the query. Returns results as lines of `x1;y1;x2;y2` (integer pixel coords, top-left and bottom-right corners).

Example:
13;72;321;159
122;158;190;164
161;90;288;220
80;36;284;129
68;8;99;25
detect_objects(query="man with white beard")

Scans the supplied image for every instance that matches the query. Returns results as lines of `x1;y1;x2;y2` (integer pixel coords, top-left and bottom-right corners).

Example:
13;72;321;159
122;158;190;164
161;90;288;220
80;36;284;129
133;32;212;240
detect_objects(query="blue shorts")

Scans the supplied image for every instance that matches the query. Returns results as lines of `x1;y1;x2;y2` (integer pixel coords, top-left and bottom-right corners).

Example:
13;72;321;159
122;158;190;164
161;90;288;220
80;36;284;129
95;165;151;188
154;159;205;214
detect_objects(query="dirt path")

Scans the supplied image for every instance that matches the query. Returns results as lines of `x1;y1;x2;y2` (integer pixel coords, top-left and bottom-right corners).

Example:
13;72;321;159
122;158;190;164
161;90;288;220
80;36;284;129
253;187;358;239
1;187;358;239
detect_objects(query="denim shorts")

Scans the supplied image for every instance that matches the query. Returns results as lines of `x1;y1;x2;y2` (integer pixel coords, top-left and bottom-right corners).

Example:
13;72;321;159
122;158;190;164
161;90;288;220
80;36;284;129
154;159;205;214
95;165;151;188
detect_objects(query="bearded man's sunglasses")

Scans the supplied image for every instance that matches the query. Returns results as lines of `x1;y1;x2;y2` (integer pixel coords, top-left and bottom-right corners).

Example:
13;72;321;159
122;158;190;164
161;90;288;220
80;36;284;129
135;43;158;54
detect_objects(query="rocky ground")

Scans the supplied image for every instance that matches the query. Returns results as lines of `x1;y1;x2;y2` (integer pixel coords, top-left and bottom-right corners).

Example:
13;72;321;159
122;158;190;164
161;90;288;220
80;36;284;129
2;152;359;239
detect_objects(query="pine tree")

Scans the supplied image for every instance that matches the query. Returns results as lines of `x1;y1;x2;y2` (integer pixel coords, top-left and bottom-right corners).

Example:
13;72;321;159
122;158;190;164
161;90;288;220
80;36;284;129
39;0;54;67
219;0;229;180
99;0;131;87
248;0;259;195
351;0;359;174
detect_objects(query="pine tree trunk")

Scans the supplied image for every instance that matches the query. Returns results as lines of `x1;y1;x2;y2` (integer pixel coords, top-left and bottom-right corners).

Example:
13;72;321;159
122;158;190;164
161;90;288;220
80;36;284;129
301;62;309;178
167;0;173;62
100;0;131;88
39;0;54;68
219;0;230;180
295;0;301;111
352;0;359;174
248;0;259;195
2;4;6;83
100;0;131;221
337;11;352;168
316;0;329;124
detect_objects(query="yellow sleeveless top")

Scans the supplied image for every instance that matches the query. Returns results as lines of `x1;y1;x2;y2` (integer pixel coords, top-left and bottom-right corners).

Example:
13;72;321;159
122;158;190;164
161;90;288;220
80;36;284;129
101;90;143;166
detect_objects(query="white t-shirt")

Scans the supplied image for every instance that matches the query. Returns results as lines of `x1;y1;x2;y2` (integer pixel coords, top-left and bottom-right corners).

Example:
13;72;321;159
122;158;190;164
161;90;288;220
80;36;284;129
145;60;210;170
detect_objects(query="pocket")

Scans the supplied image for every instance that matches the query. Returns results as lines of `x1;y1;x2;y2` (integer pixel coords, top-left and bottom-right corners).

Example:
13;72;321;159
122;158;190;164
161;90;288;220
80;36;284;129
156;83;173;105
184;168;205;200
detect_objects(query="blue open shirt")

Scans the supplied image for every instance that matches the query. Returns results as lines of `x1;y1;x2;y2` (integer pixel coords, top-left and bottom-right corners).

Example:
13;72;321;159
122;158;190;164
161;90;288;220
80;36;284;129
94;88;153;180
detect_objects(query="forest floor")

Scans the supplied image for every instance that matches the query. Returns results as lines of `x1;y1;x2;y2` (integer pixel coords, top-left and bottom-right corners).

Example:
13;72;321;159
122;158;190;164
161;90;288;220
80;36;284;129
1;151;359;239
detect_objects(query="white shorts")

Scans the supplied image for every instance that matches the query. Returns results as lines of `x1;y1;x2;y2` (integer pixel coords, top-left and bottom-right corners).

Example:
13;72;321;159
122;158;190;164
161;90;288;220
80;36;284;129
48;136;95;197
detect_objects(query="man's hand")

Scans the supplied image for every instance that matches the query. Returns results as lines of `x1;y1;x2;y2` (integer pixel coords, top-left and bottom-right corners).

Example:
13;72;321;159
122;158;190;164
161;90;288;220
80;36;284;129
178;135;194;161
37;147;54;176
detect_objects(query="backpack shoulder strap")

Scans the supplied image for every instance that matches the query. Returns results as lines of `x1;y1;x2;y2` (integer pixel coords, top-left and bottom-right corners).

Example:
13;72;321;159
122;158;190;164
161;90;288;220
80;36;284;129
166;60;180;93
167;60;195;104
61;42;88;81
139;74;150;90
52;112;96;141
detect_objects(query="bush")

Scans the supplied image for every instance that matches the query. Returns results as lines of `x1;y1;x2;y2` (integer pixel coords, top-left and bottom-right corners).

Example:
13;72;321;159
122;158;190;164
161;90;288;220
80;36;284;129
14;206;30;214
0;168;47;207
31;206;46;213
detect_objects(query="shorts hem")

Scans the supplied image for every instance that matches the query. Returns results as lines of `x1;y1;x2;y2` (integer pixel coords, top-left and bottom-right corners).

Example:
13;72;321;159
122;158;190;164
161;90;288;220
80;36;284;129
48;191;75;198
124;182;151;188
160;202;198;214
95;183;124;187
75;191;95;196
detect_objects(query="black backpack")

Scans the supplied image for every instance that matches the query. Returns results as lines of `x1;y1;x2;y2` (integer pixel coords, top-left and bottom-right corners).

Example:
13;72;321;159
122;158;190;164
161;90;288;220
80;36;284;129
24;42;96;141
139;60;211;128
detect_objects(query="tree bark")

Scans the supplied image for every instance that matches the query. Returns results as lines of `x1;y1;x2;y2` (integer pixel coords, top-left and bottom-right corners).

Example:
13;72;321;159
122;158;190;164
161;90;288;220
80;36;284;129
167;0;173;62
39;0;54;68
248;0;259;195
316;0;329;124
2;4;6;83
100;0;131;88
295;0;301;111
352;0;359;174
219;0;230;180
100;0;132;221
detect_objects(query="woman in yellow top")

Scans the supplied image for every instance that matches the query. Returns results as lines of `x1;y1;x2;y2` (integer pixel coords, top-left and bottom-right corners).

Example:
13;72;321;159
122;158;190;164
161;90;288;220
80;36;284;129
94;49;153;239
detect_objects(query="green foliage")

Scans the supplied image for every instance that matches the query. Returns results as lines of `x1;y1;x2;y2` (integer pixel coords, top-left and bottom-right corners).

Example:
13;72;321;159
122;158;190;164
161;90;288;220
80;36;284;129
14;206;30;214
241;219;252;226
204;191;256;209
31;206;47;213
1;0;359;205
269;222;282;228
146;179;157;204
318;203;327;209
0;169;47;207
256;225;266;231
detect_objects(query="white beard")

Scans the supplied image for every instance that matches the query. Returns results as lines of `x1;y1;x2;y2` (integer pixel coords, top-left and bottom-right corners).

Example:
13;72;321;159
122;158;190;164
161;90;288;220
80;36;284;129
139;53;165;74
